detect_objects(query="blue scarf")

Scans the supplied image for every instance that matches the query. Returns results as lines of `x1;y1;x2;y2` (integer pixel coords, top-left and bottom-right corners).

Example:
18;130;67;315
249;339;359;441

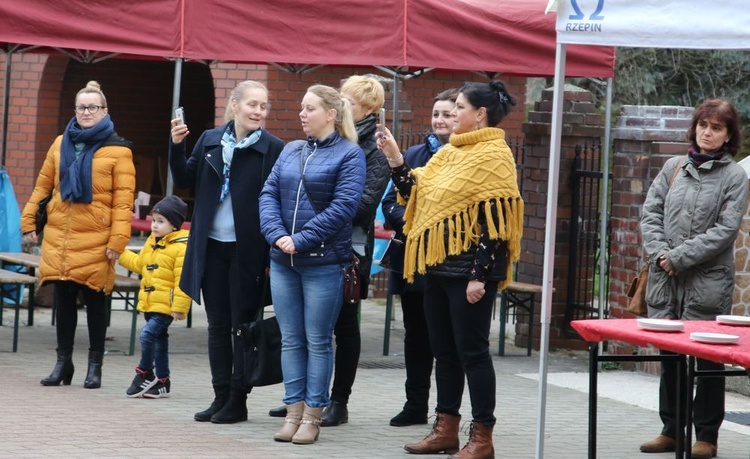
59;115;115;203
219;122;262;202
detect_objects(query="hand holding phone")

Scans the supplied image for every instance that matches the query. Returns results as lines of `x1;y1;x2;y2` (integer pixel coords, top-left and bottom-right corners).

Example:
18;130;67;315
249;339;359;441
378;108;386;132
174;107;185;125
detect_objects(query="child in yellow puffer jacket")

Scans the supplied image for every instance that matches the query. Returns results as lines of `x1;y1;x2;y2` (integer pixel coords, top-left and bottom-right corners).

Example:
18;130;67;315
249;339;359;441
119;195;191;399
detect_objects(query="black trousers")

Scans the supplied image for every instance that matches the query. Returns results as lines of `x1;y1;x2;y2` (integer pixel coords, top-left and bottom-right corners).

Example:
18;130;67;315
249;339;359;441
329;300;361;404
202;239;254;390
53;281;107;354
424;275;497;425
659;350;725;444
399;291;433;414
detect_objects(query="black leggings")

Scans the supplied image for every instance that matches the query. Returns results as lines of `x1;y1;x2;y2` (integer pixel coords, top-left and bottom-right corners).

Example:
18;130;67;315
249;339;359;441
53;281;107;354
424;275;497;425
201;239;256;390
329;300;361;404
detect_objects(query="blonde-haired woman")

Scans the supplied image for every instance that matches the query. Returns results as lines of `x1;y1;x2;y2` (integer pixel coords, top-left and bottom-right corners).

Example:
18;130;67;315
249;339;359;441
170;80;284;424
22;80;135;389
259;84;366;444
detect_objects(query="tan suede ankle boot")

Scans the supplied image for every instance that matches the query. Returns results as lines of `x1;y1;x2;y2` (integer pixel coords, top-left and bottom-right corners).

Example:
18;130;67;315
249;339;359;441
274;401;304;442
292;404;323;445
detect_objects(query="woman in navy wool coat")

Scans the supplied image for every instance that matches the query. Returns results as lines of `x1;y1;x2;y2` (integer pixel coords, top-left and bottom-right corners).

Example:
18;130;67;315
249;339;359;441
169;80;284;425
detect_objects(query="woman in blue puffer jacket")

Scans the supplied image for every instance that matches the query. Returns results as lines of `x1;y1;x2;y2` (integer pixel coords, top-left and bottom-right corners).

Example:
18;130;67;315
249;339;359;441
259;84;366;445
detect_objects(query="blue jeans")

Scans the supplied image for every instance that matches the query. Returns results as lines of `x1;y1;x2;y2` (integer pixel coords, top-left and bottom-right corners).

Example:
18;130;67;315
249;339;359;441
138;312;174;379
270;260;344;408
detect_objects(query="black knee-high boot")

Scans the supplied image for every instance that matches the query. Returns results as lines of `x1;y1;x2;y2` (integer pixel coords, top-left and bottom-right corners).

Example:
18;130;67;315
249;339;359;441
83;351;103;389
40;351;74;386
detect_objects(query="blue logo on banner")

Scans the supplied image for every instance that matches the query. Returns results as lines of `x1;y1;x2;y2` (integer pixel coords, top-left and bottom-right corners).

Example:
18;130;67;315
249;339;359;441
566;0;604;32
568;0;605;20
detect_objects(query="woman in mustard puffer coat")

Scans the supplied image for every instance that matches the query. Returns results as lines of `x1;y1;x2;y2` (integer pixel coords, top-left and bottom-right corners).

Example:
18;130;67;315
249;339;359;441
22;81;135;390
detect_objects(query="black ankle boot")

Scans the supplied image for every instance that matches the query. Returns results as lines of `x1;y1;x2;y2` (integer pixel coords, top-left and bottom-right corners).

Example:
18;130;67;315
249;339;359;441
320;400;349;427
83;351;103;389
210;388;248;424
40;351;74;386
268;405;287;418
194;385;230;422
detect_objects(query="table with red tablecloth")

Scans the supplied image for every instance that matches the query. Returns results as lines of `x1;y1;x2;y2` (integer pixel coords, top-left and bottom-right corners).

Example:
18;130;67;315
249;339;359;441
570;318;750;459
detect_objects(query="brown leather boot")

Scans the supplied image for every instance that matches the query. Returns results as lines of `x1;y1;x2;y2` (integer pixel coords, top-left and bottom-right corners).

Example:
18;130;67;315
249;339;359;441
640;435;676;453
449;421;495;459
292;404;323;445
691;441;717;459
404;412;461;455
274;401;304;442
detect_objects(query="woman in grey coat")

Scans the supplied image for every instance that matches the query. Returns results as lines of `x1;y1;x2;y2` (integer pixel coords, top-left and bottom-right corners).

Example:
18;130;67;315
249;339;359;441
639;99;748;459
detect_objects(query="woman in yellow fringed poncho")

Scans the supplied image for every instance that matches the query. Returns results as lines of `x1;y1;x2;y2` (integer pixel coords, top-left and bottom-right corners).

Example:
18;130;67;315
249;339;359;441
377;80;522;459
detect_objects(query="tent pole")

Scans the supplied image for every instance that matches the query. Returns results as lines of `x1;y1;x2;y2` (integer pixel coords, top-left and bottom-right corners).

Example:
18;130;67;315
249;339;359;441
391;74;399;139
535;41;567;459
166;58;183;197
1;49;12;168
598;78;613;324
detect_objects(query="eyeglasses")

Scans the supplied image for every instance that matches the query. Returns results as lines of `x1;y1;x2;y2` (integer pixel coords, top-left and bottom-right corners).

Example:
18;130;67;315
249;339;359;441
74;105;105;114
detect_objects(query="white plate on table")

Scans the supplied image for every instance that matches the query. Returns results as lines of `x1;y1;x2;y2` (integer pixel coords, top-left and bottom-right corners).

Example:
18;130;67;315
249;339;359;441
716;315;750;326
636;318;684;332
690;332;739;344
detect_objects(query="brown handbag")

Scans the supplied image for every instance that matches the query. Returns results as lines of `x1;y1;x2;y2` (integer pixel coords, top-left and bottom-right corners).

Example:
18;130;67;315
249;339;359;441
628;157;685;317
627;256;649;317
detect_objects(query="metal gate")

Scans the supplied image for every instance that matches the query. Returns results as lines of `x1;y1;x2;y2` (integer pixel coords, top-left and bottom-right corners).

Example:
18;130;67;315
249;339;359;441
565;142;612;334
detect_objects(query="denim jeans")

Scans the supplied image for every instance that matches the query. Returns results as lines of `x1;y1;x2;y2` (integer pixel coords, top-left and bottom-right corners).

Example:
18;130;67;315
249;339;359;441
270;260;344;408
138;312;174;379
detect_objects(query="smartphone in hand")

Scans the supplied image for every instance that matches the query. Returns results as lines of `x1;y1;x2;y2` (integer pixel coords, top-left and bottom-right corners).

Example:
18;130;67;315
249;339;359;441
378;108;386;132
174;106;185;125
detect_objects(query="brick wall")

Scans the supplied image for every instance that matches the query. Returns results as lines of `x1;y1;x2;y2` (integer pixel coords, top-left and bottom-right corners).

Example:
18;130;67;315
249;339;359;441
521;85;604;351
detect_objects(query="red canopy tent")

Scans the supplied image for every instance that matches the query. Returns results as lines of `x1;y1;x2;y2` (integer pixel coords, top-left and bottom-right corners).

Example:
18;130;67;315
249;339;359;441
0;0;614;169
182;0;613;77
0;0;613;77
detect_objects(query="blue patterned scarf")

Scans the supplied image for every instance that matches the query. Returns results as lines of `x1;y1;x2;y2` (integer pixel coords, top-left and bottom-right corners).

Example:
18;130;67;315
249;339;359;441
59;115;115;203
219;122;262;202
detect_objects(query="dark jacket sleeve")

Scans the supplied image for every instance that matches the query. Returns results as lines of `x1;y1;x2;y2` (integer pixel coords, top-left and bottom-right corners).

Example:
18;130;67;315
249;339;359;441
353;143;389;230
169;133;205;189
381;182;404;233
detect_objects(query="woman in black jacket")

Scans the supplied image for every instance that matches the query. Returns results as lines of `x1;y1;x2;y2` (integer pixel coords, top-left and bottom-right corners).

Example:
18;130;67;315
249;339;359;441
321;75;390;426
382;88;458;427
169;80;284;424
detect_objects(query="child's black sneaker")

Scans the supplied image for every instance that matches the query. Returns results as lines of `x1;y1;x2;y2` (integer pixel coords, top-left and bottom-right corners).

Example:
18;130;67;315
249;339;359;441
143;377;170;399
126;366;156;398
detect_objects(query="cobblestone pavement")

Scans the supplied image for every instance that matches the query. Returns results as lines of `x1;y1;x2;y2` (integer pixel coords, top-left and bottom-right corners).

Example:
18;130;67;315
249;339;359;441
1;296;750;458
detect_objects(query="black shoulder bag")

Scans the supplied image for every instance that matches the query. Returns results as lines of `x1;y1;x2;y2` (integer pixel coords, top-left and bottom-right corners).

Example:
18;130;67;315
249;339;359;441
236;281;282;387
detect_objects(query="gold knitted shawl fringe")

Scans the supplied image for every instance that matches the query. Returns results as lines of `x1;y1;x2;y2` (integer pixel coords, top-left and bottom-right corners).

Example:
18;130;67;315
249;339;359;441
398;128;524;290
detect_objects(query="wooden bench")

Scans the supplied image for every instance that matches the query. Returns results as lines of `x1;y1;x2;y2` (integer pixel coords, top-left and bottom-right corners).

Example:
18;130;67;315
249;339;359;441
0;268;39;352
0;252;155;355
0;252;40;326
109;274;142;356
498;281;544;357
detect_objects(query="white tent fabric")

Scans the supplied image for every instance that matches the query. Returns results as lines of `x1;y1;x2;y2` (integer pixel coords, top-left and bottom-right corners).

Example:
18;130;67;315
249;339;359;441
537;1;750;458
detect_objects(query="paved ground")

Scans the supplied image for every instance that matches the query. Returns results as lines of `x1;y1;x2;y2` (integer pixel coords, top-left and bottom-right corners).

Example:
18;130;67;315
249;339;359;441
2;295;750;458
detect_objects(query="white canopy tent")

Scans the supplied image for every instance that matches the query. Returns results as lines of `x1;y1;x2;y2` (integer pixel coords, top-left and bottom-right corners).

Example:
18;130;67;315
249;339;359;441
537;1;750;458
